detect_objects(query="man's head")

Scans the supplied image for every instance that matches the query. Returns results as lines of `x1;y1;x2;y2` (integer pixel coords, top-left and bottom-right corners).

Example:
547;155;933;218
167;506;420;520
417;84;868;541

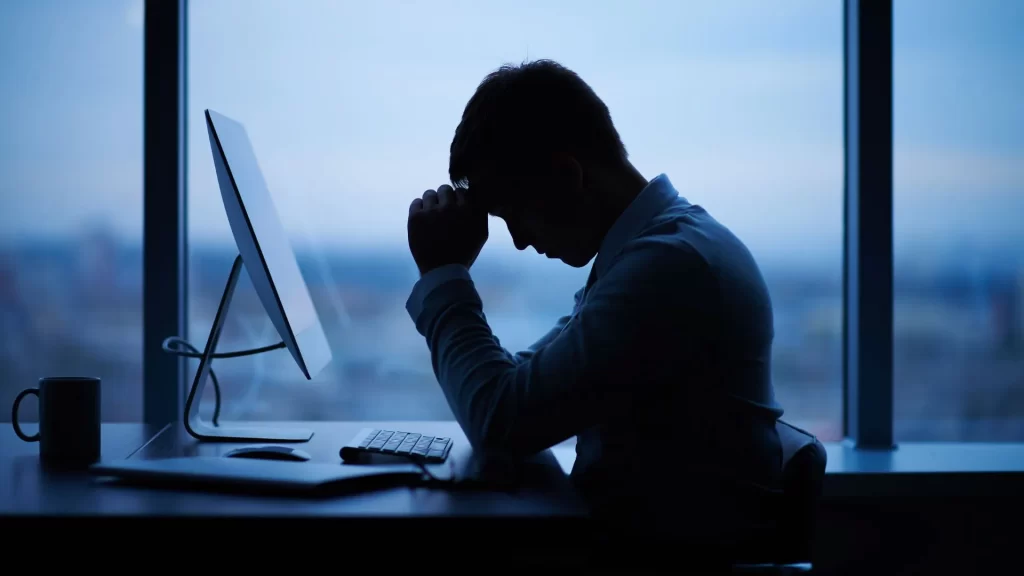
449;59;634;267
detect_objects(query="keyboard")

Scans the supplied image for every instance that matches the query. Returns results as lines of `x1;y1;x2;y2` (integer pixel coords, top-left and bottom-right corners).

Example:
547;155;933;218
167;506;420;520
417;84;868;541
340;428;453;464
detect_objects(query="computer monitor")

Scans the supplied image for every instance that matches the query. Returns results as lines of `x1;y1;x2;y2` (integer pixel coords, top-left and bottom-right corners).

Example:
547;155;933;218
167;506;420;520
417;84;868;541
182;109;332;442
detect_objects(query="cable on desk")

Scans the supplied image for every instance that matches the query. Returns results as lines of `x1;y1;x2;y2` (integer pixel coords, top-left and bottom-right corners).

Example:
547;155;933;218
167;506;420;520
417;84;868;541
406;457;455;485
398;455;512;492
160;336;285;427
162;336;285;359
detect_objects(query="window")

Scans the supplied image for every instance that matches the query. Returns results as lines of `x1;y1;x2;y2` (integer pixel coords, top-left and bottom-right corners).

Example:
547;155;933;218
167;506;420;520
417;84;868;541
0;0;144;422
187;0;843;437
894;0;1024;441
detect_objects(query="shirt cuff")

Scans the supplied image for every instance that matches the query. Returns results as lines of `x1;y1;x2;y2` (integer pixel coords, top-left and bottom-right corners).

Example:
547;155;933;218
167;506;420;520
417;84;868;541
405;263;473;323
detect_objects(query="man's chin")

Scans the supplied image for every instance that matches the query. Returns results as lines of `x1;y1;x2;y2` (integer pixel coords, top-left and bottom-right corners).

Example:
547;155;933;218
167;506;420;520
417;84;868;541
533;247;593;267
558;253;592;268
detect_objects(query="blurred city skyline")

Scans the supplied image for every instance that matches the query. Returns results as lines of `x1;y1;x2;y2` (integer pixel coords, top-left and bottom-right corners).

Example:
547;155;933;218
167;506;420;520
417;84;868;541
3;233;1022;441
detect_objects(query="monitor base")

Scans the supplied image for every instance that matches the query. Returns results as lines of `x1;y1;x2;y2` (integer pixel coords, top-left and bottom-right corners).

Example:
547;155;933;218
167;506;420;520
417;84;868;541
182;254;313;444
186;419;314;443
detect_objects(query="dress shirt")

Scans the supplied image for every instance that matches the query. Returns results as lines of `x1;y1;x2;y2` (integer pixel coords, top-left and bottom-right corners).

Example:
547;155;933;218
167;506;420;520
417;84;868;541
406;174;784;546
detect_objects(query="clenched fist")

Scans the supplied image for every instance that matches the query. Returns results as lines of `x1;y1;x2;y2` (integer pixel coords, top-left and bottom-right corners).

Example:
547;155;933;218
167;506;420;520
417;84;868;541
407;184;488;276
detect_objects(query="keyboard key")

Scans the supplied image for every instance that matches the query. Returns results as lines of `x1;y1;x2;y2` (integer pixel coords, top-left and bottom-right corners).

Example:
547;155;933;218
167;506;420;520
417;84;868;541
368;431;392;450
397;434;418;452
382;435;406;453
359;430;381;448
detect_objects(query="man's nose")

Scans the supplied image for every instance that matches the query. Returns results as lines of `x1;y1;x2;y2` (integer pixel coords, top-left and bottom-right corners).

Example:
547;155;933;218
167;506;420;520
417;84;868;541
506;222;530;251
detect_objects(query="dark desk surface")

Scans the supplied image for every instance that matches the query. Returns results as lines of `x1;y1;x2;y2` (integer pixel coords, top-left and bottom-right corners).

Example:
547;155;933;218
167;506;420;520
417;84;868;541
1;421;588;520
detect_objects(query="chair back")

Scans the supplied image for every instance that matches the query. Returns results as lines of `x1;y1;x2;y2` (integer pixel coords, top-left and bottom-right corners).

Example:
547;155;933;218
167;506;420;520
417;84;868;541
775;419;827;563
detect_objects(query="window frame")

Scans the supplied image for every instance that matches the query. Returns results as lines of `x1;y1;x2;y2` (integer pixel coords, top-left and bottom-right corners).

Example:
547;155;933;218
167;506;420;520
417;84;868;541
143;0;1023;481
143;0;188;426
843;0;894;449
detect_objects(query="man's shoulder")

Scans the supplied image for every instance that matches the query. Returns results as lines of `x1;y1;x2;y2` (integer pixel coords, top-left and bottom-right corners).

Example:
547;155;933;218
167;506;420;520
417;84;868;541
618;233;708;270
613;200;767;295
616;202;713;272
608;231;714;297
639;201;760;271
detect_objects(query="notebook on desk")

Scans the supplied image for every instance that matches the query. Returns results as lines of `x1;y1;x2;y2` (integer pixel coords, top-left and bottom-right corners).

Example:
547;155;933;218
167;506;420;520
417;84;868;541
90;457;426;497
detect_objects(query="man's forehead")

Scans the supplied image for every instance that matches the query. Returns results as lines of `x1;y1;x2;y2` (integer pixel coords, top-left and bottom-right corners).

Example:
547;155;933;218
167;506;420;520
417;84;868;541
462;169;507;196
463;180;506;213
461;161;539;210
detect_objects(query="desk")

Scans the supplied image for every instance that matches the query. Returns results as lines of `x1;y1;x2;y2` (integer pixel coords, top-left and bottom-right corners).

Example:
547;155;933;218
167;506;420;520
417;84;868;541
1;421;592;561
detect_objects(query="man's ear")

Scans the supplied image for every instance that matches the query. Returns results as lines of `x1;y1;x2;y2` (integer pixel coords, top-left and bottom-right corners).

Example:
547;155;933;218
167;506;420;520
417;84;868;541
551;153;583;198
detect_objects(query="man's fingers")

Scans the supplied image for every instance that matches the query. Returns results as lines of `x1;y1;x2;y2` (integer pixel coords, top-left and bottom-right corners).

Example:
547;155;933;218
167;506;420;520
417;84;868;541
437;184;454;208
422;189;438;209
409;197;423;215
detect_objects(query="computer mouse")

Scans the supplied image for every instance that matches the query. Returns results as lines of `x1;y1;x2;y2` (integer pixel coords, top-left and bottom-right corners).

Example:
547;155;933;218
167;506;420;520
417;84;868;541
223;445;312;462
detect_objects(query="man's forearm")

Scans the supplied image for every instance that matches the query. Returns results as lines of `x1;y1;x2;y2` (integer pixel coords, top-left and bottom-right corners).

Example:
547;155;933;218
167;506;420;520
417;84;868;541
407;266;595;456
411;278;522;452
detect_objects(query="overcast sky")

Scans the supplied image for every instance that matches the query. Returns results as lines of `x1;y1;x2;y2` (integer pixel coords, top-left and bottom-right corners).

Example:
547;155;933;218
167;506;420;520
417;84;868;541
1;0;1021;265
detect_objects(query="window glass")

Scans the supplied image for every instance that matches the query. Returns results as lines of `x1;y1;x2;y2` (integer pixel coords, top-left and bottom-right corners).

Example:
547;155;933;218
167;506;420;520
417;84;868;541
188;0;843;438
894;0;1024;441
0;0;144;422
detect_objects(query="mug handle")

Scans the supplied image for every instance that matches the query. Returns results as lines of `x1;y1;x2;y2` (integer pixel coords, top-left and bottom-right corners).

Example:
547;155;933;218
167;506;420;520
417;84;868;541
12;388;40;442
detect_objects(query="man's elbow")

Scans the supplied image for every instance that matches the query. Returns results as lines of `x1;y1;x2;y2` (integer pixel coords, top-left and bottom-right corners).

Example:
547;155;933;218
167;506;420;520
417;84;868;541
463;408;510;454
461;399;522;458
463;409;542;460
457;370;539;458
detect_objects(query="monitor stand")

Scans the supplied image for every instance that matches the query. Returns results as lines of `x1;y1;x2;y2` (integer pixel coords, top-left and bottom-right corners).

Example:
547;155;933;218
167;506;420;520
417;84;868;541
183;254;313;442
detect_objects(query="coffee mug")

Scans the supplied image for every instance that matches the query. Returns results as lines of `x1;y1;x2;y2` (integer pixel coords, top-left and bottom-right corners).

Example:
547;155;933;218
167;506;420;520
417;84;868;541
12;376;101;470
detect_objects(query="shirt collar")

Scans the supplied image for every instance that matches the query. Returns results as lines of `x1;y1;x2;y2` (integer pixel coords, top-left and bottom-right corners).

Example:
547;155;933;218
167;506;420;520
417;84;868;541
590;173;683;281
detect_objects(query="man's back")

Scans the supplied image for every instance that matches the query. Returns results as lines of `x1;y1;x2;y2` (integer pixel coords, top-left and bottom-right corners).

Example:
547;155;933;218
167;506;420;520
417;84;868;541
566;175;783;547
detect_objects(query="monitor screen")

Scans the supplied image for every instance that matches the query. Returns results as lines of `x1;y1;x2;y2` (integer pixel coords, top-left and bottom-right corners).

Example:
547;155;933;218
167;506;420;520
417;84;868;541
205;109;331;380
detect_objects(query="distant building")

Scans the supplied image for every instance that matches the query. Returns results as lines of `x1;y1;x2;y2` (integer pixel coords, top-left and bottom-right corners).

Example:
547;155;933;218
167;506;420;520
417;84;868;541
0;251;30;358
1013;275;1022;351
990;272;1022;353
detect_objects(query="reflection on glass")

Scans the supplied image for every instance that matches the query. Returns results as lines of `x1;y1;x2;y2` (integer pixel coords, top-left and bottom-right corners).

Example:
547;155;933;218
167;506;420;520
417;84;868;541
894;0;1024;441
188;0;843;439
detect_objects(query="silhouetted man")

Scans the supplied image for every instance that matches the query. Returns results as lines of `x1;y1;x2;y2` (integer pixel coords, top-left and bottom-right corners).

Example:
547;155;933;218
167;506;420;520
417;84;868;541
406;59;784;560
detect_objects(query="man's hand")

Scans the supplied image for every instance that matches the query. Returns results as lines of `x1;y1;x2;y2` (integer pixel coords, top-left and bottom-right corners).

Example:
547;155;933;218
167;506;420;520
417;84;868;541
408;184;488;276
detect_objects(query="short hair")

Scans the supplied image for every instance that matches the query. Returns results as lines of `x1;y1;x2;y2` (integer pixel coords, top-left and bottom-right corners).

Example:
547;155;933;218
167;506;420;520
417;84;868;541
449;59;628;190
